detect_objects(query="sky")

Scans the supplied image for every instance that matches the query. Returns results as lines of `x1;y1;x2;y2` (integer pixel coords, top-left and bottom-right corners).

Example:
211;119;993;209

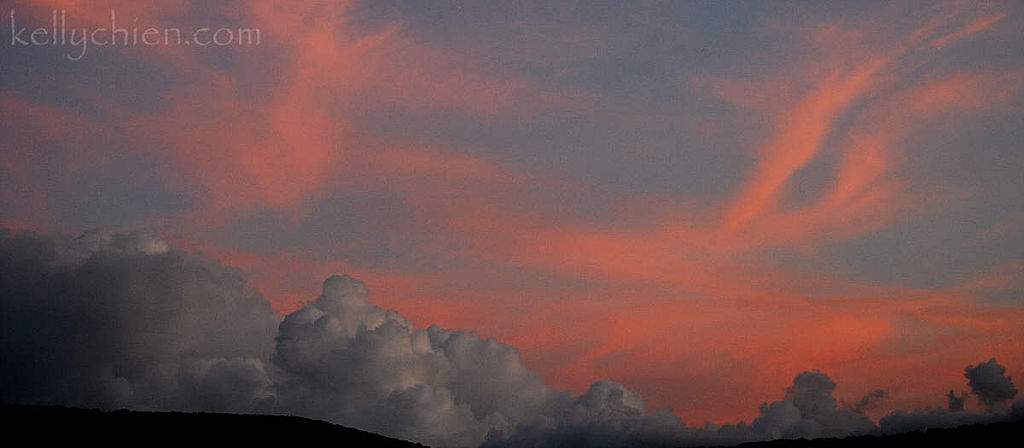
1;0;1023;435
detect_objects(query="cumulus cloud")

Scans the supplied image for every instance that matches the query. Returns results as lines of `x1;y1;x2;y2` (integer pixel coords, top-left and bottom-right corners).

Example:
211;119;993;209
2;229;1022;447
965;358;1018;411
732;371;876;441
876;360;1021;434
272;274;568;447
850;389;888;414
947;390;967;411
0;230;279;412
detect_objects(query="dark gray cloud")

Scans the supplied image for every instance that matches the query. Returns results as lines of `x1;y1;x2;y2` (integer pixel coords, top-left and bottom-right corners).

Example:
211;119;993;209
965;358;1018;411
850;389;888;414
873;360;1021;434
947;390;967;411
0;230;279;412
737;371;875;441
878;408;1001;434
1;229;1022;447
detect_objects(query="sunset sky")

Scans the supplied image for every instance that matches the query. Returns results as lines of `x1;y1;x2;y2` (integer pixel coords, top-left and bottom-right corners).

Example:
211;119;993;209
2;0;1022;429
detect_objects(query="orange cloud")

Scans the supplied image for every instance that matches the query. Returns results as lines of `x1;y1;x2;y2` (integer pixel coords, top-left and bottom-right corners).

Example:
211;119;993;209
929;11;1009;49
723;59;886;231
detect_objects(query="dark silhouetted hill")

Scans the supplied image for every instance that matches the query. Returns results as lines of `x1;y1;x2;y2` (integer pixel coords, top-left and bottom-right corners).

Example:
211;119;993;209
3;405;1020;447
0;405;427;447
701;419;1023;448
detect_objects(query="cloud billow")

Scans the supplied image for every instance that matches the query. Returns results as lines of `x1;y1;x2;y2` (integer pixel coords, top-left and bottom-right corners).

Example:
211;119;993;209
1;230;1021;447
965;358;1018;411
272;274;568;446
0;230;279;413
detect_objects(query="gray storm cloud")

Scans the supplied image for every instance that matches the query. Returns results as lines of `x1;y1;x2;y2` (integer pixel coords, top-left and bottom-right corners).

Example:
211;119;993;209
850;389;888;414
272;273;569;446
1;230;1022;447
0;230;278;413
726;370;876;442
964;358;1018;411
947;390;968;411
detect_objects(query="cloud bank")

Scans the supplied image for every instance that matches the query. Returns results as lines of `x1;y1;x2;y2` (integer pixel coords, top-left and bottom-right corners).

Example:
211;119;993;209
1;230;1021;447
0;230;278;413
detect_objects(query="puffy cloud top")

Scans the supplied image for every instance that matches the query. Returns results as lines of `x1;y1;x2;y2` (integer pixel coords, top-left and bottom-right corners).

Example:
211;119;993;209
965;358;1018;410
743;371;874;441
0;230;278;412
274;274;566;447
